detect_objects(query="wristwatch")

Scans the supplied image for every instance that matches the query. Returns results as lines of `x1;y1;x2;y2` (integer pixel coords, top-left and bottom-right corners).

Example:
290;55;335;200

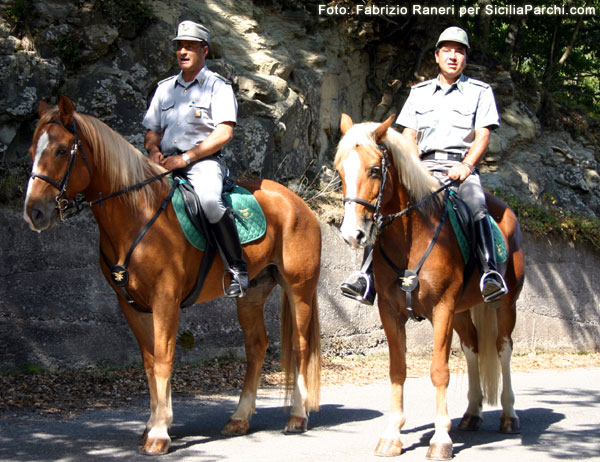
181;153;191;165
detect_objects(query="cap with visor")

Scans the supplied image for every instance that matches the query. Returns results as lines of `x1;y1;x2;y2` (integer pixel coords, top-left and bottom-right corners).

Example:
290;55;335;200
173;20;210;43
436;26;469;49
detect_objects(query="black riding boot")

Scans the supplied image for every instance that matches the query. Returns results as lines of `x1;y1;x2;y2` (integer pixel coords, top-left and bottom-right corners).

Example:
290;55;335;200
475;217;508;303
340;245;376;305
212;209;249;298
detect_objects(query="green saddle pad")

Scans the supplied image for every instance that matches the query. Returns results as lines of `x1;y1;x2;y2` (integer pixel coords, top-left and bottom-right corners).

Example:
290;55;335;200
446;201;507;264
171;180;266;251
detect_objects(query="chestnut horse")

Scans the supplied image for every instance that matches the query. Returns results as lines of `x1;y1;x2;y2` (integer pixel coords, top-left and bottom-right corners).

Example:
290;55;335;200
335;114;524;460
23;96;321;455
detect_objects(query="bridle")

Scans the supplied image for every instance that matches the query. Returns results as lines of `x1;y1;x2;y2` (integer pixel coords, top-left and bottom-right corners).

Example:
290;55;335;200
342;144;458;235
30;119;93;220
30;118;173;221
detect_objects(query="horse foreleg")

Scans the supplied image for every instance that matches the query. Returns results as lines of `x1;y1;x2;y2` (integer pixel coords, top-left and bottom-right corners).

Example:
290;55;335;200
375;301;407;457
427;305;455;461
453;310;484;431
118;300;157;445
140;297;180;455
222;282;273;436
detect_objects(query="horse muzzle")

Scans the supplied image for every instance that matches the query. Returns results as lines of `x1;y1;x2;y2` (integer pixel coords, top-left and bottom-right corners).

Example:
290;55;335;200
24;198;59;232
340;217;374;249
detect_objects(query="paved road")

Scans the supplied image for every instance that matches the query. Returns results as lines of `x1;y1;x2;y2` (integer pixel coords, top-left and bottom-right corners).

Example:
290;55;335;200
1;369;599;461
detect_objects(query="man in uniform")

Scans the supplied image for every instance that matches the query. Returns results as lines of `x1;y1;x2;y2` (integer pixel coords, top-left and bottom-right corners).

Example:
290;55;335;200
341;26;507;305
143;20;248;297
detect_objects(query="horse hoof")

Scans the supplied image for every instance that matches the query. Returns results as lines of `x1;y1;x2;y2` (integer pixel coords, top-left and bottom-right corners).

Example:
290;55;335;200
139;428;149;445
283;415;308;433
458;413;483;431
374;437;403;457
221;418;250;436
500;416;521;434
140;437;170;455
426;442;453;461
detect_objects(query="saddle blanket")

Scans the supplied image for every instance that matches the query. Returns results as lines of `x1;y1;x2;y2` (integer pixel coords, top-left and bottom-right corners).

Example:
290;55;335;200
171;182;266;251
446;201;508;264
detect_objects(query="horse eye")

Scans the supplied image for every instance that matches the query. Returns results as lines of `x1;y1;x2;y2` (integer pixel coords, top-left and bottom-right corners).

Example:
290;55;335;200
368;166;381;178
55;148;68;157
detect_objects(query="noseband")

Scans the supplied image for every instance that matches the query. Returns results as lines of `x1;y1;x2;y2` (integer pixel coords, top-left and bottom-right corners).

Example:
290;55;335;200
30;119;93;220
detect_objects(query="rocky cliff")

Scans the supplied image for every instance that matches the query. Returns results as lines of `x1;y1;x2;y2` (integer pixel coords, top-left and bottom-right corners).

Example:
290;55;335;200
2;0;599;215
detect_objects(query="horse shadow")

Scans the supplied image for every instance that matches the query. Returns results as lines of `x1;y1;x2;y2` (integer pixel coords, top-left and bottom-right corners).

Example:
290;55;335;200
168;398;383;454
400;407;565;457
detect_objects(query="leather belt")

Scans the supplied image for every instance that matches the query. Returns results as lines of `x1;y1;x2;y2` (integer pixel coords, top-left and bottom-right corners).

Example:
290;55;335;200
421;151;462;162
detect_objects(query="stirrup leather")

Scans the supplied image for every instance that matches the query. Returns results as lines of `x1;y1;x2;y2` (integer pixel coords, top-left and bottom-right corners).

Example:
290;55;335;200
479;270;508;303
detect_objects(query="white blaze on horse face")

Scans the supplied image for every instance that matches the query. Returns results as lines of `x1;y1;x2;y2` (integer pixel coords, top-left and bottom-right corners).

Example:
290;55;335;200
340;150;364;248
23;131;50;226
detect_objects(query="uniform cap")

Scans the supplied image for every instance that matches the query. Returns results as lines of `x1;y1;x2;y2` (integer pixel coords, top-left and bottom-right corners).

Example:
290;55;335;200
173;20;210;43
436;26;469;49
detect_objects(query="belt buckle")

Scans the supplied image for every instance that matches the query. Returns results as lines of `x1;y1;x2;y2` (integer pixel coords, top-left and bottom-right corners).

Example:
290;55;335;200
435;151;449;160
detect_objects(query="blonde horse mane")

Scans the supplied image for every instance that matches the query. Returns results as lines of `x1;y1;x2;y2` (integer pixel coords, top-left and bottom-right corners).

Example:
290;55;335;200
335;121;443;213
37;108;167;210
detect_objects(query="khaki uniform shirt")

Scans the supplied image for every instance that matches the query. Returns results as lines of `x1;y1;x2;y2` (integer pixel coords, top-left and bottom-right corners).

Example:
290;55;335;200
142;66;237;156
396;74;499;157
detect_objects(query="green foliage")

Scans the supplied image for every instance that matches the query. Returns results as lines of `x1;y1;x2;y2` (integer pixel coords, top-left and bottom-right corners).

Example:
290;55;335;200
177;330;196;351
4;0;30;26
493;189;600;252
56;35;83;69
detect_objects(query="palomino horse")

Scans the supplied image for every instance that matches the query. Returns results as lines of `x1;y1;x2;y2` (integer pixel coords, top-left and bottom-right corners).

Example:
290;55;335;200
23;96;321;455
335;114;524;460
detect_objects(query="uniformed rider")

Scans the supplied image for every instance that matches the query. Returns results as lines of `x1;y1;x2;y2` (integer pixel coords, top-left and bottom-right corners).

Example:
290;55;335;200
341;26;508;306
142;20;248;298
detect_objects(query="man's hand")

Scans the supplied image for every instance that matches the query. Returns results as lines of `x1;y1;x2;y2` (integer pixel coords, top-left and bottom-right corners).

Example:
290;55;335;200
447;162;473;182
149;150;164;164
161;154;188;170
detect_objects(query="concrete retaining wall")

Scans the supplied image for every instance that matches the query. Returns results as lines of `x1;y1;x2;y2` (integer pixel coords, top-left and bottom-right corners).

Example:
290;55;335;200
1;207;598;371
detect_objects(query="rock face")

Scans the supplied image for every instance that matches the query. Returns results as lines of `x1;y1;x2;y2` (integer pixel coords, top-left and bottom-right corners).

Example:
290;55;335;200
1;1;599;369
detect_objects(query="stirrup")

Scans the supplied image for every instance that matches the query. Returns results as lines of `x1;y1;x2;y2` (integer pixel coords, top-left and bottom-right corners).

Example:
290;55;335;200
222;269;248;298
479;270;508;303
340;271;374;305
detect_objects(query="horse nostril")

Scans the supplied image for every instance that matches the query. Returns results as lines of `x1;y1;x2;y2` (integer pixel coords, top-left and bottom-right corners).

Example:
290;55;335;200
30;206;45;224
356;230;365;243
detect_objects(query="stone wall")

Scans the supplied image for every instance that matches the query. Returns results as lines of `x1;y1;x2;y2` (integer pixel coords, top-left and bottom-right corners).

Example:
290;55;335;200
1;206;598;372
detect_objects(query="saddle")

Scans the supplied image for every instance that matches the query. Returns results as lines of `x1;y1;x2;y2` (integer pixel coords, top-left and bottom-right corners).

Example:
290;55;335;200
171;173;266;307
446;191;508;288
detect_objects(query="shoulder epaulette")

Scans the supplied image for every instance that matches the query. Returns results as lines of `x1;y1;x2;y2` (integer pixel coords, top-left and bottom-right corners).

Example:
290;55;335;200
464;77;490;89
157;75;177;86
412;79;435;89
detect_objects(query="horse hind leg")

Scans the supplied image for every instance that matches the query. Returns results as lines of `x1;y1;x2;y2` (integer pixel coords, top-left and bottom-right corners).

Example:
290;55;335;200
222;266;277;436
453;310;484;431
277;272;321;434
497;297;520;434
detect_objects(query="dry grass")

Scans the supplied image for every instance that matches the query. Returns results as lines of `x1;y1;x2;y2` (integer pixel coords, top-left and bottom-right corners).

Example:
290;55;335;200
1;352;598;417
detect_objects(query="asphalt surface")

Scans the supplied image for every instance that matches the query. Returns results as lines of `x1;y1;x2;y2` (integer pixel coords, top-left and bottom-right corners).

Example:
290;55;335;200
1;369;599;462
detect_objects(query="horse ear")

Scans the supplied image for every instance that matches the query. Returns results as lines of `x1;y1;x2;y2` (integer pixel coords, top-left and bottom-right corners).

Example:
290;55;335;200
38;101;51;118
58;95;75;126
374;113;396;142
340;113;354;135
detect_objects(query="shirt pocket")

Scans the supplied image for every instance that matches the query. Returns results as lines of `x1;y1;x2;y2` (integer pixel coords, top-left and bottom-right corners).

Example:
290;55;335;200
451;104;476;129
160;99;175;128
415;105;436;131
186;102;210;125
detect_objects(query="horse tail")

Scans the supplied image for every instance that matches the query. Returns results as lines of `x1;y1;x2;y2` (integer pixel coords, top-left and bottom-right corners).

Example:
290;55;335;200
472;303;500;405
280;289;321;412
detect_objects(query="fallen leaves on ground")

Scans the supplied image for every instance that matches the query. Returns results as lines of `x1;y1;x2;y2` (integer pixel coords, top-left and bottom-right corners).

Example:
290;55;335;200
1;352;598;417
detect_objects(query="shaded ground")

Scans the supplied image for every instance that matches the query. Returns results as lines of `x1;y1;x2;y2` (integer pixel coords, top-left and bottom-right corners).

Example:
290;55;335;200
1;352;599;417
